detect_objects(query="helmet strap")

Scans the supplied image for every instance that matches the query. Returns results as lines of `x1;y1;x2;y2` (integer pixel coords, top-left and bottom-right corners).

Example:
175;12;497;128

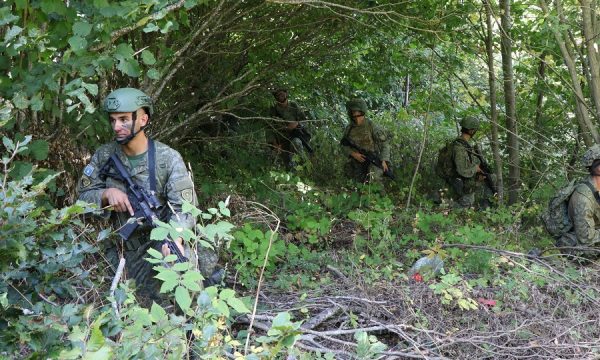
115;111;141;145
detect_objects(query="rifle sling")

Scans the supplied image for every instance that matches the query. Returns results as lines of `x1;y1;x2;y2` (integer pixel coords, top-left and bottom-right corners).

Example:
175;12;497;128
148;139;156;193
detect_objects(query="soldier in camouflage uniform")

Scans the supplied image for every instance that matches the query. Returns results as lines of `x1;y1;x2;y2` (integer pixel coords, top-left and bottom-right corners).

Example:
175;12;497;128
557;145;600;259
78;88;217;306
443;117;493;208
267;88;307;169
341;98;390;183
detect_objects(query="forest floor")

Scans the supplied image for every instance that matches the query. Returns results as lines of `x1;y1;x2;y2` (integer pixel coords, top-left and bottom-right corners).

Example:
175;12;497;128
223;195;600;359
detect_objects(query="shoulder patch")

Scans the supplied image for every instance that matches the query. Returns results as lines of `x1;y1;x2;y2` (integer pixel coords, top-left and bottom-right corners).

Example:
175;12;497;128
181;189;193;203
81;177;91;188
83;164;95;177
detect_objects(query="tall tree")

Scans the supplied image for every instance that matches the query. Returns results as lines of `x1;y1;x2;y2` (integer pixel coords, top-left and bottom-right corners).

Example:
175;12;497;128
499;0;520;204
484;0;504;204
539;0;599;146
580;0;600;121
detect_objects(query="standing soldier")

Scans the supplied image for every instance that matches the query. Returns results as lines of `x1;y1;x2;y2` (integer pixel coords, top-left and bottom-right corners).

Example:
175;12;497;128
438;116;495;208
267;88;309;169
341;98;390;184
78;88;218;306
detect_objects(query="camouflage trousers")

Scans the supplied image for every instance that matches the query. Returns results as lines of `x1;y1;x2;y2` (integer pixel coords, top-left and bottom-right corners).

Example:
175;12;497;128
105;235;166;307
556;232;600;261
445;174;495;209
345;158;383;184
272;137;305;169
105;234;218;307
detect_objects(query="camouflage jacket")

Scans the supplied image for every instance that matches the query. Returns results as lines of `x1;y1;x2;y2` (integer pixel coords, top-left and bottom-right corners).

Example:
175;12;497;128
452;137;480;179
568;176;600;247
267;101;306;143
77;140;197;236
341;118;390;162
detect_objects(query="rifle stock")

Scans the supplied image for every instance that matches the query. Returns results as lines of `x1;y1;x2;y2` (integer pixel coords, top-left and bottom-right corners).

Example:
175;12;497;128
340;137;395;180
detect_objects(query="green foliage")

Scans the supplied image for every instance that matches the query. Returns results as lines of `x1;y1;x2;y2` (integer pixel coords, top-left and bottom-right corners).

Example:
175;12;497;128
230;224;287;288
354;331;387;359
429;272;479;310
0;136;97;356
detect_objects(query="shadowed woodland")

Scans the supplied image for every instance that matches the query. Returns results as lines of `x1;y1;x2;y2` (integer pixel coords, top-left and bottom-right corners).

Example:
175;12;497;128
2;0;600;358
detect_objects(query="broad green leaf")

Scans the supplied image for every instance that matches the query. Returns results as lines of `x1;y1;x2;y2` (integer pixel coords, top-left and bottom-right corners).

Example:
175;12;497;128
271;312;292;329
29;140;49;160
150;227;169;241
117;58;140;77
182;200;202;217
182;271;203;283
40;0;67;15
219;288;235;301
175;286;191;311
3;137;14;152
160;278;178;293
68;36;88;53
150;302;167;322
160;21;174;34
155;268;178;282
213;299;230;317
146;247;163;259
73;21;92;37
172;262;189;272
83;83;99;96
4;25;23;42
30;94;43;111
96;229;111;242
86;323;105;352
141;50;156;65
0;293;8;308
143;23;160;33
147;68;160;80
182;278;201;292
12;92;29;109
226;297;250;314
114;43;134;58
0;8;19;26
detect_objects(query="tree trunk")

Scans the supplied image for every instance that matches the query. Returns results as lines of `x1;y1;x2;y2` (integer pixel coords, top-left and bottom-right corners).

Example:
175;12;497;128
499;0;520;204
580;0;600;121
484;0;504;204
539;0;599;146
403;75;410;108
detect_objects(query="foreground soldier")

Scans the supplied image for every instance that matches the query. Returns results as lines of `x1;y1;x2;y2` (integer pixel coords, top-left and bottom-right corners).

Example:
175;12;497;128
439;117;494;208
267;88;309;169
556;145;600;259
78;88;216;305
341;98;390;184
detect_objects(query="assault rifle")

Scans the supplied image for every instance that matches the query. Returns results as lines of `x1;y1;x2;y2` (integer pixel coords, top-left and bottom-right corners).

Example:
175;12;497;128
473;144;497;195
100;154;188;263
340;137;395;180
290;125;313;154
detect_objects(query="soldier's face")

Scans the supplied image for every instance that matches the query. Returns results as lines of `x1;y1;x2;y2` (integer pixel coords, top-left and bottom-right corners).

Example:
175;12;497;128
108;110;148;141
351;110;365;125
274;91;287;103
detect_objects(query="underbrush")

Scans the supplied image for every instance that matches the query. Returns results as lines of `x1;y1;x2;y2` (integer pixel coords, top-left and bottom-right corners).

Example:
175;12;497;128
3;127;600;359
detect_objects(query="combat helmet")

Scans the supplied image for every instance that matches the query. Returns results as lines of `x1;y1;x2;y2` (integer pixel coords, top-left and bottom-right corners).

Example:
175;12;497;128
346;98;368;118
104;88;153;115
460;116;480;130
103;88;153;144
581;144;600;168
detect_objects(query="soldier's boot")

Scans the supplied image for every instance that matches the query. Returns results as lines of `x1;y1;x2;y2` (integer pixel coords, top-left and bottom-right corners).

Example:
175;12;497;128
202;267;225;288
